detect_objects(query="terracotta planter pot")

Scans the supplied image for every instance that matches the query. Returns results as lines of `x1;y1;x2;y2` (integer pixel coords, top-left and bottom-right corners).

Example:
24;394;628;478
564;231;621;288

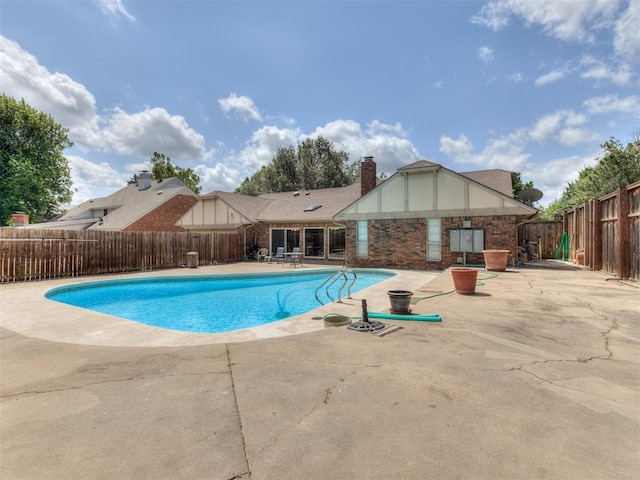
451;267;478;295
482;249;509;272
387;290;413;313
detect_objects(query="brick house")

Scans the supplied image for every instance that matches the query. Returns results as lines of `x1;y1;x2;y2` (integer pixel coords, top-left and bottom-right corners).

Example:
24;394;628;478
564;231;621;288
22;172;198;231
177;157;536;267
335;158;538;270
177;182;362;261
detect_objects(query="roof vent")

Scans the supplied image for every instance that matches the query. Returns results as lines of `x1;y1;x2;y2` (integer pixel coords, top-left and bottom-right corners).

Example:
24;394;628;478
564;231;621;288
304;204;321;212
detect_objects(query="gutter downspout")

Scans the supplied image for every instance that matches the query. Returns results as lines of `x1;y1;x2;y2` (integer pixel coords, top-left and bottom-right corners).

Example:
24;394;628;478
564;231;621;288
241;222;255;260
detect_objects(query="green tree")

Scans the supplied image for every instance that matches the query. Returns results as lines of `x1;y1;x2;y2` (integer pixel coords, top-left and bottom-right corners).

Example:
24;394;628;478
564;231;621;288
264;146;298;192
235;136;353;195
511;172;534;200
0;95;74;225
541;136;640;219
129;152;202;195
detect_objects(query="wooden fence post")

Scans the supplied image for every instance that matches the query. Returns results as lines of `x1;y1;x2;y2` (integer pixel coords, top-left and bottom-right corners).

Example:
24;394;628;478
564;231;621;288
591;198;602;272
617;187;630;279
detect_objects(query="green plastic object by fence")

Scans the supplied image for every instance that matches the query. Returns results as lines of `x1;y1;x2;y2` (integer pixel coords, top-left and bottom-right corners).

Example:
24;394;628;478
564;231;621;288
555;232;569;260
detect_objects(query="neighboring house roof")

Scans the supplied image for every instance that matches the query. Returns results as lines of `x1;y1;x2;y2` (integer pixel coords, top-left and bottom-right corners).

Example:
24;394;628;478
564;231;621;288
29;177;196;230
460;169;514;197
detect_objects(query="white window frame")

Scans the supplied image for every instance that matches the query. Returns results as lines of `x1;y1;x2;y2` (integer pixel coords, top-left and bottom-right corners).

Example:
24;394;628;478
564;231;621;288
427;218;441;261
356;220;368;258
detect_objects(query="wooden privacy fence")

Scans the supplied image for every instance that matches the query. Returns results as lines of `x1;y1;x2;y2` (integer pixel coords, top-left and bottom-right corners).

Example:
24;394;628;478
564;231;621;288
0;229;243;283
564;181;640;281
518;220;564;259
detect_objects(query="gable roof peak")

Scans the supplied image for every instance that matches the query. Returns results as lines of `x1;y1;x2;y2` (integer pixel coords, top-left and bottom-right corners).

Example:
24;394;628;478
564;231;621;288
399;159;440;170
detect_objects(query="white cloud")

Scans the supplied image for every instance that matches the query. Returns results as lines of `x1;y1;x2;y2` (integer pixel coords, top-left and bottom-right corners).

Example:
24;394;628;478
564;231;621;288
614;0;640;58
67;155;129;203
477;46;495;63
523;153;598;204
100;107;207;159
565;112;588;126
188;119;421;195
194;163;244;194
472;0;622;43
439;107;600;175
97;0;135;21
529;112;565;142
529;110;596;144
439;134;474;162
0;35;208;162
583;94;640;115
535;67;568;86
557;127;599;146
580;55;634;84
471;1;511;30
508;72;524;83
312;120;421;174
0;36;101;144
440;131;530;170
218;93;263;122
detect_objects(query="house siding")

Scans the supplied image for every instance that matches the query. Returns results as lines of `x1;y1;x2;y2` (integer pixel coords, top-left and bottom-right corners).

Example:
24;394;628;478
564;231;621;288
344;215;528;270
125;195;198;232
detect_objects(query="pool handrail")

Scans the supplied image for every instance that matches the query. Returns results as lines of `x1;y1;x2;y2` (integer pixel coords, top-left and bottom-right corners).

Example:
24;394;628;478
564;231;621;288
314;269;358;305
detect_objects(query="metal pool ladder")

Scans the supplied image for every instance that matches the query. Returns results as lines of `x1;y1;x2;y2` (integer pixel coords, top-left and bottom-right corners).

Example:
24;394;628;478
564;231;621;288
314;269;358;305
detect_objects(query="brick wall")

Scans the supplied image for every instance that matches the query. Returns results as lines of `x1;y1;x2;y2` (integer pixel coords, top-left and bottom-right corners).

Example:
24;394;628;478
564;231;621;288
345;215;528;270
125;195;198;232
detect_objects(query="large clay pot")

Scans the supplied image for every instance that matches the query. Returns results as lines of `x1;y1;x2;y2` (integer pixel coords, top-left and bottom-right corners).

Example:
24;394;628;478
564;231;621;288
451;267;478;295
482;249;509;272
387;290;413;313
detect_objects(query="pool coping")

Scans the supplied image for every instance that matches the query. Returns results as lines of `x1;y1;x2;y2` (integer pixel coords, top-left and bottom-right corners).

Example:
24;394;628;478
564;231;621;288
0;262;439;347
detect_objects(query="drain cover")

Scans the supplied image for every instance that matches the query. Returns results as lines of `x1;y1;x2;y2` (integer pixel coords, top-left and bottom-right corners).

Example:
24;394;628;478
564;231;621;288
347;320;386;332
347;299;385;332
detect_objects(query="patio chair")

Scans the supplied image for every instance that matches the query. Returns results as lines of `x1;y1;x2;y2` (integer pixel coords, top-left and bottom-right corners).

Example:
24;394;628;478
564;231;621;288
289;247;302;268
256;248;268;262
269;246;284;264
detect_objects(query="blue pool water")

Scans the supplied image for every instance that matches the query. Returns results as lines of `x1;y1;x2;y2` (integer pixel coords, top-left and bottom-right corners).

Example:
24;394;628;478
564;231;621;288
45;269;394;333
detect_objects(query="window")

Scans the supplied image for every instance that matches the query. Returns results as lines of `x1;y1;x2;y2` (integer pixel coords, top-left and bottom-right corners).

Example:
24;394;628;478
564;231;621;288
304;228;324;257
328;227;345;259
427;218;441;261
356;221;368;258
270;228;301;254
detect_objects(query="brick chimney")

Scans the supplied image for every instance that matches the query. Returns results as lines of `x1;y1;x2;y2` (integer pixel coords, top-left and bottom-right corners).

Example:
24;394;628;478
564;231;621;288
360;156;377;196
11;212;29;227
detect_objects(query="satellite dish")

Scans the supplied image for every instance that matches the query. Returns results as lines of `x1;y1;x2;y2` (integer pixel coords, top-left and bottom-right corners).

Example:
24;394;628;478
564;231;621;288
518;188;543;205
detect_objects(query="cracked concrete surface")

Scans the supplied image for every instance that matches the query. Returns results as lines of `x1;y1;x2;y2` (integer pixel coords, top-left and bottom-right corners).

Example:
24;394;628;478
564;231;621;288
1;261;639;479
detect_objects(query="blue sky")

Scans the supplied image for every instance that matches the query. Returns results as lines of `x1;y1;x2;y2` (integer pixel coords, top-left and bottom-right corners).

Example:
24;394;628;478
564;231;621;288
1;0;639;207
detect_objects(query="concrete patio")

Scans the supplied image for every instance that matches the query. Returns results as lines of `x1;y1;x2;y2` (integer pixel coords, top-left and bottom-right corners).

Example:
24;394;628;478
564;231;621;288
1;262;638;479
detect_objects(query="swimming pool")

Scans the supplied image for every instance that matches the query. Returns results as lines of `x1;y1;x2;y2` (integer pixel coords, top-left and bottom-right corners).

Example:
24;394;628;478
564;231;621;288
45;269;394;333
